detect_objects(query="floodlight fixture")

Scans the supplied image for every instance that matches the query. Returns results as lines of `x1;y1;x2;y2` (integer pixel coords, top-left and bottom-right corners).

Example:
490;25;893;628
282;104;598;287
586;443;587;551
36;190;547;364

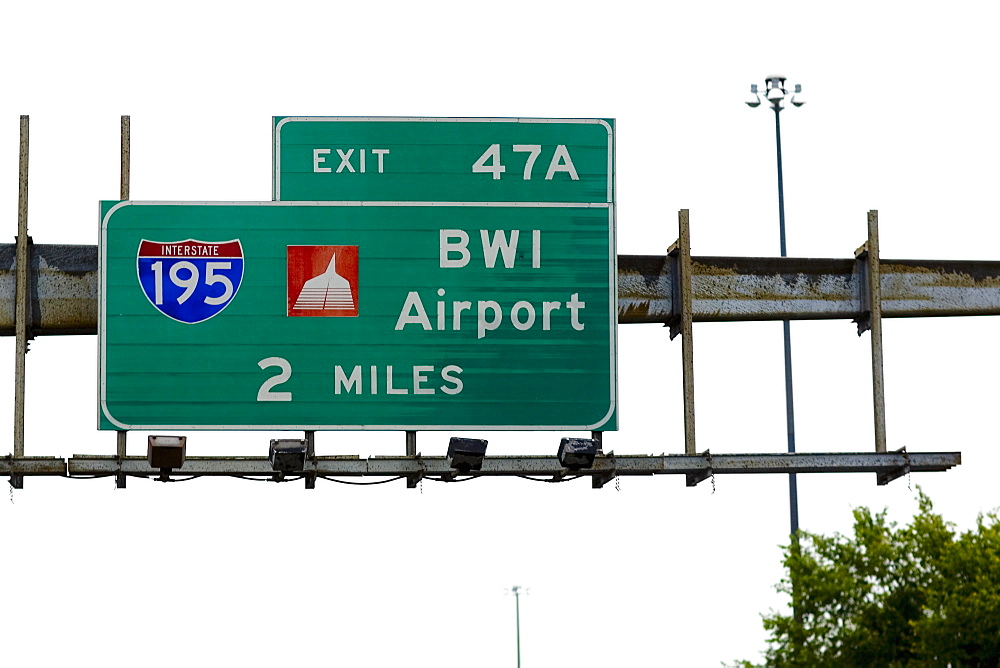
557;437;600;470
147;435;186;470
447;437;488;472
269;439;307;473
790;84;805;107
751;75;804;112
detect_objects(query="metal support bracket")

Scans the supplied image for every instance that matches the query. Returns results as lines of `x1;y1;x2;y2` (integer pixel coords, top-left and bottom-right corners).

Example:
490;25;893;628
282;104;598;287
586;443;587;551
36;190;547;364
412;453;426;487
592;451;616;489
7;453;18;490
877;446;911;486
686;449;713;487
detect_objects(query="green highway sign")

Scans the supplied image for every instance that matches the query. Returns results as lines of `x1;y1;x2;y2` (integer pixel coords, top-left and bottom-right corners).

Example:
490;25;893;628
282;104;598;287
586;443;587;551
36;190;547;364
273;117;614;203
99;201;616;430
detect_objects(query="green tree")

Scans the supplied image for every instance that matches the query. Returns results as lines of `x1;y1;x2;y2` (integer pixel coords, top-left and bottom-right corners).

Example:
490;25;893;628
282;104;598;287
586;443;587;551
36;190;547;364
738;490;1000;667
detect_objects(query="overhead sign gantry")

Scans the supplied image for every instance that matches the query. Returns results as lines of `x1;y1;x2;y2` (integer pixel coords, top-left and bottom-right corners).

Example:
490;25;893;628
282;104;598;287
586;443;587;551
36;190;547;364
0;116;974;488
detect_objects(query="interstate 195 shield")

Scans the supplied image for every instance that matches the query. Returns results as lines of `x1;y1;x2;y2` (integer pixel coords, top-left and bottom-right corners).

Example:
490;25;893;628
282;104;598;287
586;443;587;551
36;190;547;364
136;239;244;324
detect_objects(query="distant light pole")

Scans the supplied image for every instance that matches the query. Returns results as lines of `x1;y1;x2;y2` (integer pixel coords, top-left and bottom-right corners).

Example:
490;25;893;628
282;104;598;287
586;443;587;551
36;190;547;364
508;585;525;667
746;75;805;538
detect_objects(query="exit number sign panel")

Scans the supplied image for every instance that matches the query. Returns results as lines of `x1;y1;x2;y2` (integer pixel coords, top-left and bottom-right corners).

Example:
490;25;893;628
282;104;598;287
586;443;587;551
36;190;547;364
273;117;614;203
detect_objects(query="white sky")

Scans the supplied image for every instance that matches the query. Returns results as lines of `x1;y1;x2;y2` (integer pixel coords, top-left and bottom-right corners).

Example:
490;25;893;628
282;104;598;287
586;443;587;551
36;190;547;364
2;2;999;666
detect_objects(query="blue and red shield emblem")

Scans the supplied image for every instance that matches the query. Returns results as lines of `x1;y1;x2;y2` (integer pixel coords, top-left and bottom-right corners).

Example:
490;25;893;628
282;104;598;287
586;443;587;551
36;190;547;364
137;239;244;324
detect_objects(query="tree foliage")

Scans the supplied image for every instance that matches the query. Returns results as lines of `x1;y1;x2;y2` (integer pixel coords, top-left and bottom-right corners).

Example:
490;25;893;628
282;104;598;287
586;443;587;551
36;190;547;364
740;490;1000;667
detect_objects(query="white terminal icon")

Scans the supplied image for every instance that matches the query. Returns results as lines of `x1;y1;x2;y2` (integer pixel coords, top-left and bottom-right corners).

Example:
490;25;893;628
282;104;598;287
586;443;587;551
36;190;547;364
293;254;355;310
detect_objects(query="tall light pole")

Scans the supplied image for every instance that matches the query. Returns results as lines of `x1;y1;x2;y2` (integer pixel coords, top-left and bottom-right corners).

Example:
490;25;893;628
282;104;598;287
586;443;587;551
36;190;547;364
746;75;805;538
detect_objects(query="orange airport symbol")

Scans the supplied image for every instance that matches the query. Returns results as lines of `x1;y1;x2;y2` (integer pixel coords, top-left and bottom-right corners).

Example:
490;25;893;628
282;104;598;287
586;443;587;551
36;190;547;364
287;245;359;317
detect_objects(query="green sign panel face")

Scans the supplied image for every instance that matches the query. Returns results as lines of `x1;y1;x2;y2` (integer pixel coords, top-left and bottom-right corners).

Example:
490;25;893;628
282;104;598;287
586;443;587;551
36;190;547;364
99;201;616;430
273;117;614;203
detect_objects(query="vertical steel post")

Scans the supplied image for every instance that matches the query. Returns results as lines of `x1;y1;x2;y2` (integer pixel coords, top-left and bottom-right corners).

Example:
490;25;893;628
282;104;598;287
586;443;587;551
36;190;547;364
773;104;799;537
120;115;130;201
674;210;696;456
12;115;30;489
304;430;316;489
866;210;887;453
115;431;127;488
305;430;315;458
116;115;130;489
405;430;418;488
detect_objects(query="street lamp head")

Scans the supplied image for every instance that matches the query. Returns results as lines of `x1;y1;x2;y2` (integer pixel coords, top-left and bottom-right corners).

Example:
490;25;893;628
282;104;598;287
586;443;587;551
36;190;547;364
766;75;786;111
746;76;803;111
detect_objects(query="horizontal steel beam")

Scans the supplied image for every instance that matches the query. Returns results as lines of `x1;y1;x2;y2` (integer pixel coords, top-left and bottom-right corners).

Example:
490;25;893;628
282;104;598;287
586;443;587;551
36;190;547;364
619;255;1000;324
4;245;1000;334
1;456;68;476
64;451;960;480
0;243;97;335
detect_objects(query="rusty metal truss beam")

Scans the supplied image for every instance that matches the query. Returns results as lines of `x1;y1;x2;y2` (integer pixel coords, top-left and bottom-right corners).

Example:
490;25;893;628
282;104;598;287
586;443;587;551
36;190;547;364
4;244;1000;335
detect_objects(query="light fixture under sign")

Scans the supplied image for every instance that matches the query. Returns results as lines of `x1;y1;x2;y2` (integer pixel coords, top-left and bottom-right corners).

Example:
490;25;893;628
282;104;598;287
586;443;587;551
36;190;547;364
557;438;600;470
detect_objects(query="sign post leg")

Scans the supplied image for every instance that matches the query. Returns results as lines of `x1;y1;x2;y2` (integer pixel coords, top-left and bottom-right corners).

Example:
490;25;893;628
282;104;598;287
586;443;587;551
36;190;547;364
406;431;419;489
114;116;131;490
12;115;30;490
669;210;697;459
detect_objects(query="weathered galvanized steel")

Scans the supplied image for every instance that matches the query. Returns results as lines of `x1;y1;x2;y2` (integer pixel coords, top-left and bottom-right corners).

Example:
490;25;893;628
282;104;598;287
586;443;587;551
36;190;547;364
4;245;1000;334
618;255;1000;323
0;243;98;336
14;116;30;483
63;451;960;480
0;456;68;476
